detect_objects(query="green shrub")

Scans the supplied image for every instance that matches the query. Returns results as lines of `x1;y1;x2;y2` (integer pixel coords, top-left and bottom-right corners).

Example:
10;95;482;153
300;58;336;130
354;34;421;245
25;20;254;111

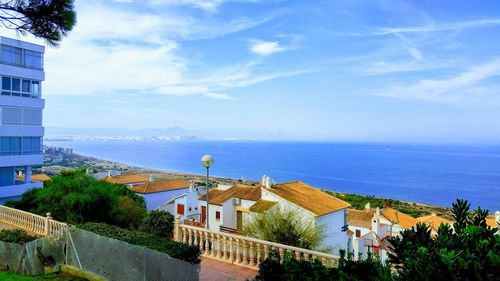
253;250;394;281
6;172;147;228
140;210;174;238
78;222;200;264
245;206;325;251
0;229;37;244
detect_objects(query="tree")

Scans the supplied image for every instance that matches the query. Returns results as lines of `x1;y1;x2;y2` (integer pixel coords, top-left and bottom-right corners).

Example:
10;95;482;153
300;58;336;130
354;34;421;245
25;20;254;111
140;210;175;238
7;170;147;228
388;199;500;281
244;206;326;251
0;0;76;46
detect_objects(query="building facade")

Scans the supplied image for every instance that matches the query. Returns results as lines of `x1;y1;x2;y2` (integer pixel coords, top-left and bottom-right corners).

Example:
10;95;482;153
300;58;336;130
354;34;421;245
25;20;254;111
0;37;45;203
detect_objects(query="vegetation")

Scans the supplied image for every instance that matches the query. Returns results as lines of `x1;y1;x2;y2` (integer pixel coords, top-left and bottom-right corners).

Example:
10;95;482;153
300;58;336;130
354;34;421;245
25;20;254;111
326;191;449;218
0;229;37;244
253;199;499;281
140;210;175;238
245;206;325;251
389;199;500;281
253;250;393;281
0;271;87;281
0;0;76;46
6;169;147;229
79;222;201;265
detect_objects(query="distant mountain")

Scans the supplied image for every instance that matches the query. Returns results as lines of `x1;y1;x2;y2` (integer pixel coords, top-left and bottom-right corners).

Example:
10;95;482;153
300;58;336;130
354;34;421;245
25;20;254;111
46;126;188;137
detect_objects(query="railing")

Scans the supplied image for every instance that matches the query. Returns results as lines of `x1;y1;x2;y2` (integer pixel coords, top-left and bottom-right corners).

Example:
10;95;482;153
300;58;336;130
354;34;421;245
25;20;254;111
174;218;339;270
220;225;243;235
0;205;67;238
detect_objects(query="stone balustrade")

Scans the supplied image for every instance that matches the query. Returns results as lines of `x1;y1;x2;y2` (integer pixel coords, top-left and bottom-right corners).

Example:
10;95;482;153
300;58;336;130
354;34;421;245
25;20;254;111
174;219;339;270
0;205;67;237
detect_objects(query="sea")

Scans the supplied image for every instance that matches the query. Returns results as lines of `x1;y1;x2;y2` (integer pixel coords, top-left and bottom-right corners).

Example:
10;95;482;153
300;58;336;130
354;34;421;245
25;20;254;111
45;140;500;211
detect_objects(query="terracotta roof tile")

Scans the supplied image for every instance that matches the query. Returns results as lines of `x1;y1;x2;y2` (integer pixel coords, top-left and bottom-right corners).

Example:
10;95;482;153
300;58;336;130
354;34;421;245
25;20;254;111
416;214;453;231
348;208;376;229
380;208;418;229
16;174;51;182
198;188;226;201
131;179;191;194
486;217;498;228
267;181;351;216
207;184;262;206
100;174;149;185
249;200;278;213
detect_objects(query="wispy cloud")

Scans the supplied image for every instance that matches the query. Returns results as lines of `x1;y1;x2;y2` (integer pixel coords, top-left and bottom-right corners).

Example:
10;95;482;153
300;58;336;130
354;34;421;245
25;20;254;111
250;41;285;55
374;59;500;105
375;19;500;35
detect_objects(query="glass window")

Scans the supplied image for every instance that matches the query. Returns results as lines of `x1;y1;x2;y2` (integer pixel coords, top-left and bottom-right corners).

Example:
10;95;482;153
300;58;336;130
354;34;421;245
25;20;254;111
23;137;32;154
31;81;40;97
2;77;10;90
22;109;42;125
1;45;13;64
13;47;22;65
33;52;43;69
32;137;41;154
11;137;21;155
12;78;20;92
1;107;23;124
24;50;34;68
1;137;10;155
22;80;30;92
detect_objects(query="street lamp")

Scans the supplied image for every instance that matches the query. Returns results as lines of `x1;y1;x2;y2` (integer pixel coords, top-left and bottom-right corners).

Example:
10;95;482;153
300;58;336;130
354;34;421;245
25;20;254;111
201;154;214;229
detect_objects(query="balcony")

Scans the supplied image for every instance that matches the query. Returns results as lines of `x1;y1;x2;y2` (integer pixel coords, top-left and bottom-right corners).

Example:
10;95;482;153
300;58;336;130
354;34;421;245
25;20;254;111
0;180;42;199
0;154;43;167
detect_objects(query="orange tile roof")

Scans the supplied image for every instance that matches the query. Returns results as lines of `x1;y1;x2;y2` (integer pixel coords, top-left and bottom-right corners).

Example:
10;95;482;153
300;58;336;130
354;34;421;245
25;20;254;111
417;214;453;231
380;208;418;229
198;188;226;201
267;181;351;216
207;184;262;206
486;217;498;228
130;179;191;194
101;174;149;185
348;208;376;229
16;174;51;182
249;200;278;213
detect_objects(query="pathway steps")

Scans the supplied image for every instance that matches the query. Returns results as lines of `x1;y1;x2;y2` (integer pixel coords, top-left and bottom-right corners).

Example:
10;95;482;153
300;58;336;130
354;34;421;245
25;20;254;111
200;258;257;281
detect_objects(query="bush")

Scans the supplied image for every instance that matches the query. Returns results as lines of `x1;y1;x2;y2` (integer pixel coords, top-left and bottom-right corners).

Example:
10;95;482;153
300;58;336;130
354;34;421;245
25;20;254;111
0;229;37;244
245;206;325;250
252;250;393;281
389;199;500;281
78;222;200;264
140;210;174;238
6;172;147;228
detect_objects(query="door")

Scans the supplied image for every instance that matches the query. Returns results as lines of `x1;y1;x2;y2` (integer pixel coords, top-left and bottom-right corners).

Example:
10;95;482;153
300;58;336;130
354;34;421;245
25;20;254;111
236;211;243;231
201;206;207;224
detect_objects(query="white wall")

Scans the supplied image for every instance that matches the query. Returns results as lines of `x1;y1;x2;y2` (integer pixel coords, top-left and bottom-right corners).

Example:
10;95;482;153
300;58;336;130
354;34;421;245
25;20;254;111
316;210;349;255
222;200;236;229
207;205;223;231
141;188;188;210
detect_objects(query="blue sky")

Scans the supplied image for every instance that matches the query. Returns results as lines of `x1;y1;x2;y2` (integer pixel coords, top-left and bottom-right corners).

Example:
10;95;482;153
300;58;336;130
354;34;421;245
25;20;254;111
6;0;500;142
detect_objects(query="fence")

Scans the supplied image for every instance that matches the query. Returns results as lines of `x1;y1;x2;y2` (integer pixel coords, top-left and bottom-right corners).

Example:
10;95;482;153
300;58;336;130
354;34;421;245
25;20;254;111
174;217;340;270
0;205;67;237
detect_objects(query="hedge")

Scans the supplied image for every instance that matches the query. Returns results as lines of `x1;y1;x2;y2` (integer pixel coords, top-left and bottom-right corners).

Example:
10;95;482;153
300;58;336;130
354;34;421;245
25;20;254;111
0;229;37;244
78;222;200;264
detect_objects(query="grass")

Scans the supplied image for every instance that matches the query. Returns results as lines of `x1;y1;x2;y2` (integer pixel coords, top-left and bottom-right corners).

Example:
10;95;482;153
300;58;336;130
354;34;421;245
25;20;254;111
0;271;88;281
325;191;452;218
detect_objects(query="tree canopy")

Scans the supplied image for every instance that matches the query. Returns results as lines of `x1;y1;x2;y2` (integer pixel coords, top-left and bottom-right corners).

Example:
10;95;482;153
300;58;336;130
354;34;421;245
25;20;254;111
0;0;76;46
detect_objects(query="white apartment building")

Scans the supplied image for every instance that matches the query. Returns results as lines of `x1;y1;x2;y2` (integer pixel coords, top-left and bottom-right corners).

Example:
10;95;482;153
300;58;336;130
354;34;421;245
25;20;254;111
0;37;45;204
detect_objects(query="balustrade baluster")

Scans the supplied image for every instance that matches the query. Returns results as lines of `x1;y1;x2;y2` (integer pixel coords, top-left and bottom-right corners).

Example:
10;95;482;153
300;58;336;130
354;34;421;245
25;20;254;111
211;234;217;257
279;248;285;263
204;231;210;255
218;235;223;259
223;236;229;260
242;240;248;265
321;257;327;266
264;245;269;261
249;242;255;267
229;238;234;262
235;239;241;264
194;230;198;246
255;244;261;264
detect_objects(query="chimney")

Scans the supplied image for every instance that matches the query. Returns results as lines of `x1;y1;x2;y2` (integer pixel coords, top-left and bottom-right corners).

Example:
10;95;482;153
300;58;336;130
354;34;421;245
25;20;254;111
495;211;500;228
265;176;272;189
18;170;23;176
431;212;437;217
189;182;195;192
261;175;267;186
149;175;154;182
365;202;371;210
108;170;112;177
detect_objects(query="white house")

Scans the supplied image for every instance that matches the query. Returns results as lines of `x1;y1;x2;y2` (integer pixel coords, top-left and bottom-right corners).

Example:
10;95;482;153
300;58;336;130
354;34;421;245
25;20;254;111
416;213;453;236
0;37;45;204
130;178;192;210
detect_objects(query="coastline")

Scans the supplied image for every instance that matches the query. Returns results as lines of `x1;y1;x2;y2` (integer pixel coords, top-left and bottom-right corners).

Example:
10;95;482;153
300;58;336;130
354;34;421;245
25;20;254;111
42;151;455;218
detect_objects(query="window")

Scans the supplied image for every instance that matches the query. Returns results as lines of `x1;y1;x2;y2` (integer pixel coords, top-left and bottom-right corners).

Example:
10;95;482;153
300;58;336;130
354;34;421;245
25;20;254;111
0;77;41;98
356;229;361;238
0;137;42;155
22;80;30;92
2;77;10;90
1;107;22;124
215;211;221;221
1;45;43;69
177;204;185;215
31;81;40;97
12;78;20;92
23;109;42;125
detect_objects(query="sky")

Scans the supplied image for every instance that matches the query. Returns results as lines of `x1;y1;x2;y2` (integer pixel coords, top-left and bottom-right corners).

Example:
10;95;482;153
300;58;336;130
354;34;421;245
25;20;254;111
3;0;500;142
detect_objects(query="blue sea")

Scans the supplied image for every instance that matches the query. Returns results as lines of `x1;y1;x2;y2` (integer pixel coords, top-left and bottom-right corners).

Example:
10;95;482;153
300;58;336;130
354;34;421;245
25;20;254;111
45;141;500;211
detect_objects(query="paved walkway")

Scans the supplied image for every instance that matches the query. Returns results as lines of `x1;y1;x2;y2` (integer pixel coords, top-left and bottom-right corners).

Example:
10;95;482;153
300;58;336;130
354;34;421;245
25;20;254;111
200;258;257;281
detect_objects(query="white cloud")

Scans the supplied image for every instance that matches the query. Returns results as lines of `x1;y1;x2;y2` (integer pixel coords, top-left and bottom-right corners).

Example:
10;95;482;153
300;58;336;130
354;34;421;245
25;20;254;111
204;93;234;100
250;41;285;55
374;60;500;105
376;19;500;35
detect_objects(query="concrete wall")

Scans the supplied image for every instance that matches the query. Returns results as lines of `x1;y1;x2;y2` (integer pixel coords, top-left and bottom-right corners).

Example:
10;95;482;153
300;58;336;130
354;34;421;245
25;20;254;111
316;210;349;255
207;205;222;231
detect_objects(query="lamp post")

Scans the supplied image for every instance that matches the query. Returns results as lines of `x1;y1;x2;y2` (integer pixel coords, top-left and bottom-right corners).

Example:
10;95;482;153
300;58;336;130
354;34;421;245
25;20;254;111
201;154;214;229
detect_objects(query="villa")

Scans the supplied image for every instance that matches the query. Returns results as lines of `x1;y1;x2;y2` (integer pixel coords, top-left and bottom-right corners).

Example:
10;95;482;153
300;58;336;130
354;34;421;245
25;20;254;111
16;173;51;183
162;175;352;254
0;37;45;204
417;213;453;235
131;178;192;210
